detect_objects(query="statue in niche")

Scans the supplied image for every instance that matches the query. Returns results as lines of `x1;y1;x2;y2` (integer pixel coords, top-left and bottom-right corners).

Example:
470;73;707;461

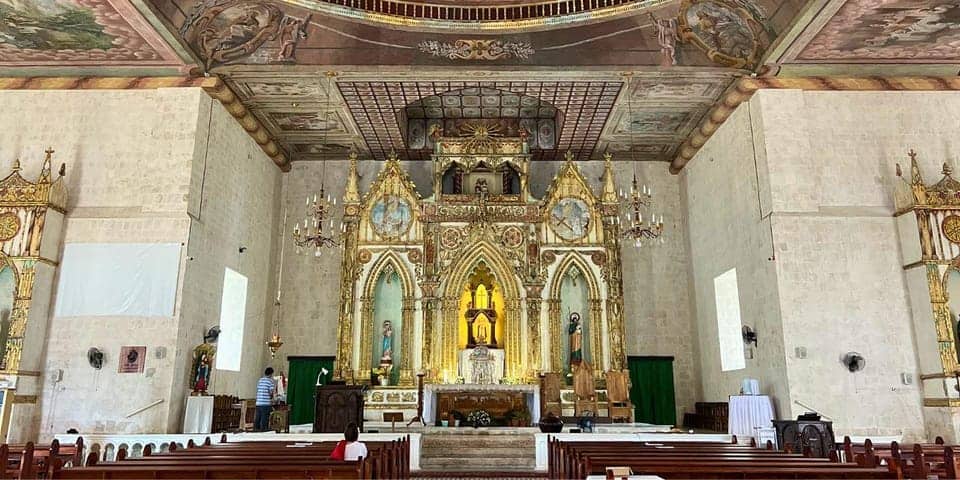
568;312;583;367
380;320;394;364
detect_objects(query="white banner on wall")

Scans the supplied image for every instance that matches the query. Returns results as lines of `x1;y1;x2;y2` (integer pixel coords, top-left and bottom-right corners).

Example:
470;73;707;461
54;243;181;318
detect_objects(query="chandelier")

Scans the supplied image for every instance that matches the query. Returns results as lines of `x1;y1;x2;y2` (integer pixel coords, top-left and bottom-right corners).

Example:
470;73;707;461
294;71;341;256
619;71;665;248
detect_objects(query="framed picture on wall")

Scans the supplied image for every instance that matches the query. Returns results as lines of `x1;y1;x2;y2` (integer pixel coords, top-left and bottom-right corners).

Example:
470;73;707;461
119;346;146;373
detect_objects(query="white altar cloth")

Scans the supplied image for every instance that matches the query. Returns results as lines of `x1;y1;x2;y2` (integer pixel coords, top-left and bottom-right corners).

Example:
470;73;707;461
422;384;540;424
458;348;505;384
182;395;214;434
728;395;775;440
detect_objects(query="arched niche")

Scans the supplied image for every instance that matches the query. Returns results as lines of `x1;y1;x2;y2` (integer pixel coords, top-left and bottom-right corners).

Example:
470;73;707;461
359;252;416;380
439;241;523;380
0;258;18;365
548;253;603;374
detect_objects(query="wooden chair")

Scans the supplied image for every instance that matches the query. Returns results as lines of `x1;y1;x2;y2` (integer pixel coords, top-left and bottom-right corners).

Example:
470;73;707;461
573;361;598;417
604;369;634;423
540;372;563;417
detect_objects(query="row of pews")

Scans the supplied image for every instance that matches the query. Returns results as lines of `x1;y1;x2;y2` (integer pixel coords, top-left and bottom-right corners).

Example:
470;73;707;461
53;434;410;480
0;434;409;479
547;435;955;479
842;436;960;479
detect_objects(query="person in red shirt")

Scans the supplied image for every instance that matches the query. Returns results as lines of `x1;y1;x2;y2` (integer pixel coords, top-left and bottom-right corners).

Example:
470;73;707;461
330;423;367;461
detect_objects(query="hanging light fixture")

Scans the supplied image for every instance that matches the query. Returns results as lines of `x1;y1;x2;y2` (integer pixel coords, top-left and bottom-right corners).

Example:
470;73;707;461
293;71;341;256
618;72;665;248
267;210;287;358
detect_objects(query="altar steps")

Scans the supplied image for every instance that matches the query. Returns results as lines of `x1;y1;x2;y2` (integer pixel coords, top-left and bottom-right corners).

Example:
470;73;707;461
419;432;537;472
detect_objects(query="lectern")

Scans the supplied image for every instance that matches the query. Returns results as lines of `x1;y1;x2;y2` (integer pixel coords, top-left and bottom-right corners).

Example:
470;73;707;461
314;385;365;433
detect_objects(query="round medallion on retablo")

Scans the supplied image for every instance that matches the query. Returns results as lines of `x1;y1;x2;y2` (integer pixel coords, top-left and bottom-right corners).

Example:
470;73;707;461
0;213;21;242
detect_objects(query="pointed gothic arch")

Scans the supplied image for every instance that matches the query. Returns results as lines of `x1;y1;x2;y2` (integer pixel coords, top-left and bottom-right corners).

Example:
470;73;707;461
437;240;524;379
358;251;417;377
547;252;604;374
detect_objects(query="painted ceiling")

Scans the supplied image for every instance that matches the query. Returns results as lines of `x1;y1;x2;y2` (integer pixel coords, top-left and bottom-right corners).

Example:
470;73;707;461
0;0;958;164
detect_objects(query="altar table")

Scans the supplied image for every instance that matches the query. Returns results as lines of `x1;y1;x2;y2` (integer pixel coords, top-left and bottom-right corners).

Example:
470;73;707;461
423;384;540;424
728;395;775;440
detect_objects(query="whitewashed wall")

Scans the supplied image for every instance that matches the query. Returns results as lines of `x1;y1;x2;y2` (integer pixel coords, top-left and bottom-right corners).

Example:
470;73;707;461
275;159;697;420
682;105;791;419
0;88;281;439
684;89;959;441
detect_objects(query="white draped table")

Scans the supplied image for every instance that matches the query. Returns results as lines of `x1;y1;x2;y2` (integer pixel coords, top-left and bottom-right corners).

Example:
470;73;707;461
727;395;775;440
422;384;540;424
182;395;214;434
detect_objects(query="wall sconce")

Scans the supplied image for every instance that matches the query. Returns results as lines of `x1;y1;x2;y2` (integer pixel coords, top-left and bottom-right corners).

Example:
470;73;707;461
742;326;758;347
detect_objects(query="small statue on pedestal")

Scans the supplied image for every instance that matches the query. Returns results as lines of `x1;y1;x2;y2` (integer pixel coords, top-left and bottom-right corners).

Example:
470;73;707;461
190;344;215;395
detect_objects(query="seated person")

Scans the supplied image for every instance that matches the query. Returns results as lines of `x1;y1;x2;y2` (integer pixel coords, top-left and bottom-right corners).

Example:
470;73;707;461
330;422;367;461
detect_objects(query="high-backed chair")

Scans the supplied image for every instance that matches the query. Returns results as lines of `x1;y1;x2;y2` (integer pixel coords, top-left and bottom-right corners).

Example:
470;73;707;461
605;369;634;423
540;372;563;417
572;361;598;417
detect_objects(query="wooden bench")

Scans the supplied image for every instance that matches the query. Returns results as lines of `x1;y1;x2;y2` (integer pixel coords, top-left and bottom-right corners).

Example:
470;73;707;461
549;436;901;479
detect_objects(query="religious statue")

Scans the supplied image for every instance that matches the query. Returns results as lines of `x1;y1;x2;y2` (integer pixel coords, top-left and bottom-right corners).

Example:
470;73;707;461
568;312;583;366
380;320;394;364
190;343;215;395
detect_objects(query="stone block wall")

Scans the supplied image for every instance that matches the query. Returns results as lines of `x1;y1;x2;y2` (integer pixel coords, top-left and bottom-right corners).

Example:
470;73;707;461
684;89;959;440
0;88;281;439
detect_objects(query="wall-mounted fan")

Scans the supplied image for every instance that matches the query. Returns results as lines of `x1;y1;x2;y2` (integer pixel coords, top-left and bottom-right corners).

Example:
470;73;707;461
842;352;866;372
203;326;221;344
742;326;758;347
87;347;104;370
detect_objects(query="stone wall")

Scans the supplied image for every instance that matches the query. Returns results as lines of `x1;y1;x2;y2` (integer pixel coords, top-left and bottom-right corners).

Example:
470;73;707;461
0;88;281;438
682;105;790;418
274;159;698;420
684;89;953;440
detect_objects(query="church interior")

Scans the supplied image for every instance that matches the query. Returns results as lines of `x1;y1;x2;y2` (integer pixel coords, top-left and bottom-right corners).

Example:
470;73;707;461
1;0;960;477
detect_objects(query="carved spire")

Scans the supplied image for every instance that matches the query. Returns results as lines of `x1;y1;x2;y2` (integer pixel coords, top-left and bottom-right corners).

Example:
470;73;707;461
564;150;575;164
344;151;361;204
39;147;54;183
11;158;20;173
907;150;927;205
601;152;618;203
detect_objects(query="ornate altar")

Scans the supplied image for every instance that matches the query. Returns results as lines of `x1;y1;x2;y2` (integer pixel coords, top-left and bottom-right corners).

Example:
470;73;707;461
334;130;627;386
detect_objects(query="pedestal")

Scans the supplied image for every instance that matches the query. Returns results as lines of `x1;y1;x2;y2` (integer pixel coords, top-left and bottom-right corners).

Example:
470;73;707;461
183;395;214;434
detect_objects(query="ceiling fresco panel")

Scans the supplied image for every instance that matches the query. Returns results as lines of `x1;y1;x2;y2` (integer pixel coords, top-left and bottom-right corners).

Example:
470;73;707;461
0;0;189;70
797;0;960;63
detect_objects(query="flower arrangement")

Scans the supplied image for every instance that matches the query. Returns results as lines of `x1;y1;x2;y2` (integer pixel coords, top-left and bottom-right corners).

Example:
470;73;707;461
467;409;492;427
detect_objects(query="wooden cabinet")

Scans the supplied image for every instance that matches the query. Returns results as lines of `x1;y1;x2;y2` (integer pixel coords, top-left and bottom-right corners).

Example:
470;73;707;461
772;420;836;458
314;385;365;433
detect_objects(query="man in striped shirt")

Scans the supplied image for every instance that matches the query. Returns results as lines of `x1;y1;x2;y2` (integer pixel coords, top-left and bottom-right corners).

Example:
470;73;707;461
254;367;276;432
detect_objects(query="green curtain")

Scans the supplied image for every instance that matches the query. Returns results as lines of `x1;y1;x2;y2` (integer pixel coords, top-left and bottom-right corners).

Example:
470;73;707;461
628;356;677;426
287;357;335;426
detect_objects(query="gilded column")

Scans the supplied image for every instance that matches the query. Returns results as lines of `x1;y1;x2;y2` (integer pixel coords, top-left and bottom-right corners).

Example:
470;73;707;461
400;297;416;385
547;299;562;372
589;298;604;376
2;271;31;371
524;293;542;377
505;298;521;379
441;296;459;381
335;222;359;380
929;264;960;373
336;154;361;380
421;296;436;377
358;295;376;375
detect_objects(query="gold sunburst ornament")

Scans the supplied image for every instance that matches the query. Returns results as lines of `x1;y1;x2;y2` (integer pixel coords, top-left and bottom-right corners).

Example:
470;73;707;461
0;213;21;242
460;121;502;154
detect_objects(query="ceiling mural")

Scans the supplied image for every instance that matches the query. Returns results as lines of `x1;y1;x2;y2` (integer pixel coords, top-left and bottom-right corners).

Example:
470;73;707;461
797;0;960;62
0;0;188;70
677;0;774;69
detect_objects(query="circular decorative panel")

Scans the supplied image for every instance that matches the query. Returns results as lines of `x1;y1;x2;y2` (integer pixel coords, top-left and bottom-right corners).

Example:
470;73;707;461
358;249;373;264
548;197;591;241
440;227;463;250
944;215;960;244
0;213;21;242
371;195;413;239
501;226;524;248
